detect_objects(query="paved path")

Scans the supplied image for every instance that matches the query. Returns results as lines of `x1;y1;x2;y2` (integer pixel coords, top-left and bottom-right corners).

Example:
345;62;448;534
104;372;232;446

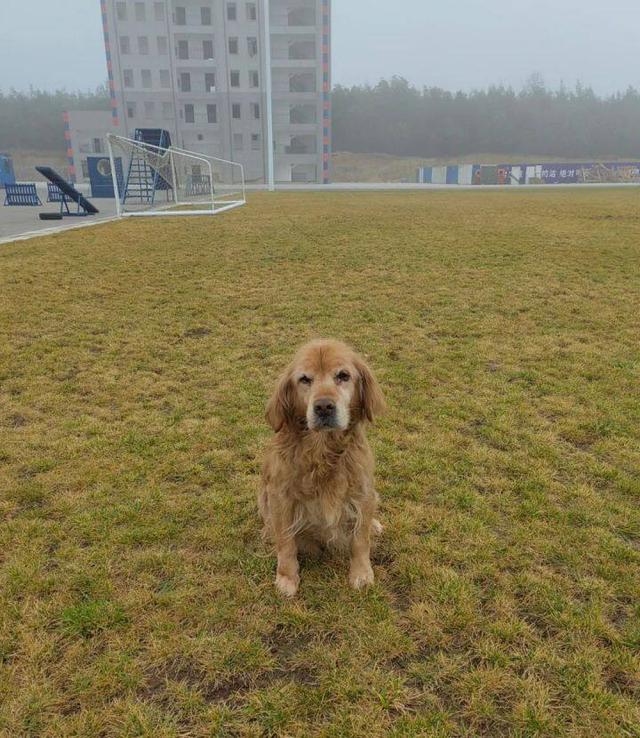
0;183;118;245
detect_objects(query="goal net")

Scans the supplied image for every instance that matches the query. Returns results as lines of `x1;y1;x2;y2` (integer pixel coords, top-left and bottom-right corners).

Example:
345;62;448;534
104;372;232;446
106;133;246;217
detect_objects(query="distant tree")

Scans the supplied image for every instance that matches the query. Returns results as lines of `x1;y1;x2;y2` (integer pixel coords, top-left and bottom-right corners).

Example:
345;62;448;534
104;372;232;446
332;77;640;159
3;79;640;160
0;86;110;151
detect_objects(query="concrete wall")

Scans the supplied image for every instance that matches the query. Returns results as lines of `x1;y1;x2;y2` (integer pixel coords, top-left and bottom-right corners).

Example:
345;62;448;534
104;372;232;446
65;111;113;182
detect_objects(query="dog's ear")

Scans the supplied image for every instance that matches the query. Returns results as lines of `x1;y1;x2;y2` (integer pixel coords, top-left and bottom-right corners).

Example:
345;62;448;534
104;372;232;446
354;355;386;422
265;369;295;432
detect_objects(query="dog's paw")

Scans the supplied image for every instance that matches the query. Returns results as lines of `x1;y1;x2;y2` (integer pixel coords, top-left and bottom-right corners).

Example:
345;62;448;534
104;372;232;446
275;574;299;597
371;518;383;536
349;562;374;590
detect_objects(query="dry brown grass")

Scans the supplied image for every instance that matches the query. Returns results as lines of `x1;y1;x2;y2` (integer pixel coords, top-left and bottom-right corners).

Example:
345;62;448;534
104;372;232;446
330;151;638;182
1;190;639;737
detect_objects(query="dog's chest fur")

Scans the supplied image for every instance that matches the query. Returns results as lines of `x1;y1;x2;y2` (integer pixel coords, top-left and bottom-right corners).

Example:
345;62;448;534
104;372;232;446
278;430;372;544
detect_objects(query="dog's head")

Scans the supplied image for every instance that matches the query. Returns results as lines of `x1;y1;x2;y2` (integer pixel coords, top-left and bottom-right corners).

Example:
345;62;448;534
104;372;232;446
266;340;385;433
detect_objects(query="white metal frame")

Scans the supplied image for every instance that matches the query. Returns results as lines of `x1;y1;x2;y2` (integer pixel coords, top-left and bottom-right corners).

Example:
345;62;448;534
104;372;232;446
262;0;275;191
106;133;246;217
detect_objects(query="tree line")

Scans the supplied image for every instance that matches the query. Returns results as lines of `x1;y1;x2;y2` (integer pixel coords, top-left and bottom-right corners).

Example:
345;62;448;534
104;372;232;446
332;76;640;159
0;87;110;151
1;77;640;159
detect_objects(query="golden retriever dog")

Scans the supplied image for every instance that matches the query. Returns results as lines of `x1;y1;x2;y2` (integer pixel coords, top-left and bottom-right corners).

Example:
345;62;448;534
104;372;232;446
259;339;385;596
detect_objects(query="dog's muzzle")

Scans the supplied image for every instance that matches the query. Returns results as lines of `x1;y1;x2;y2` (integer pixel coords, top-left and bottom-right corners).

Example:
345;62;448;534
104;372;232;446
312;398;337;429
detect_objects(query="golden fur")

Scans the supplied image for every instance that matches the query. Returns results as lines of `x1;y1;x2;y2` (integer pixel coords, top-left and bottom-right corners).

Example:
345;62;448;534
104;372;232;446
259;339;385;596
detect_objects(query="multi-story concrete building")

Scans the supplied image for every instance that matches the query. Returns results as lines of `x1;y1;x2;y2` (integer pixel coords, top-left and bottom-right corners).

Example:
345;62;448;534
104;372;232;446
93;0;330;184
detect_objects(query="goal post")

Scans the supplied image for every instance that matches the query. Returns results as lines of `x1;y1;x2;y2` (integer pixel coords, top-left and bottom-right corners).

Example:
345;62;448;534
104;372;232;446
106;133;246;217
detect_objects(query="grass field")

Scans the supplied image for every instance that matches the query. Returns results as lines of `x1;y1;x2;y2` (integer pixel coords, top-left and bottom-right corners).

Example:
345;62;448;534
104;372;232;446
1;190;639;737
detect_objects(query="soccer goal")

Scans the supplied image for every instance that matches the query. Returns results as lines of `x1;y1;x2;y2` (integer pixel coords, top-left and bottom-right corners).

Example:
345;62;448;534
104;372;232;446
106;132;246;217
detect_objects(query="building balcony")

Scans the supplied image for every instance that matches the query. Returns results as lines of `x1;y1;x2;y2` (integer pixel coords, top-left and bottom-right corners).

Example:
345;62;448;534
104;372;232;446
272;92;319;103
290;104;318;124
273;104;318;129
174;54;216;66
271;58;317;70
288;43;317;60
271;39;317;63
176;89;221;98
270;25;317;35
270;6;317;27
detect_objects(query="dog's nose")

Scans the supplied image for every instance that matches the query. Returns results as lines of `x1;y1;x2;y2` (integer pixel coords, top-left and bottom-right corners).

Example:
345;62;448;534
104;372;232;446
314;398;336;418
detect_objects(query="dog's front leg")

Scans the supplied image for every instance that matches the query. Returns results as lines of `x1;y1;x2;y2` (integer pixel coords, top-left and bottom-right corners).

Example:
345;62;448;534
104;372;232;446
349;523;374;590
272;502;300;597
275;535;299;597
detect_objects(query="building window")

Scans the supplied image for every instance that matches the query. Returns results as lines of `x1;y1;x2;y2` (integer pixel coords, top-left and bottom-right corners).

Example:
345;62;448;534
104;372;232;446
290;72;316;93
184;104;195;123
290;104;317;124
160;69;170;87
138;36;149;54
249;70;259;88
154;2;165;21
251;102;260;119
233;132;243;150
227;2;237;20
123;68;134;88
205;72;216;92
127;102;136;119
202;39;214;59
93;138;103;153
157;36;168;54
175;6;186;25
246;2;257;21
162;101;173;119
120;36;130;54
116;2;127;21
232;103;241;119
144;101;155;118
201;6;212;25
207;104;217;123
180;72;191;92
228;37;238;54
141;69;152;88
230;70;240;87
177;40;189;59
251;133;261;150
247;36;258;57
135;2;146;21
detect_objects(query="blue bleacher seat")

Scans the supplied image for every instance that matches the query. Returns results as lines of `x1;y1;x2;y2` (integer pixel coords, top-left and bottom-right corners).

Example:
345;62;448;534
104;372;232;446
47;182;67;203
4;183;42;206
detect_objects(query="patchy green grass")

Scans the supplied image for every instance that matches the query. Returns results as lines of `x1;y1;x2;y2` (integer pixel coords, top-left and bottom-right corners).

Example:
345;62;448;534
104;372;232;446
1;190;639;737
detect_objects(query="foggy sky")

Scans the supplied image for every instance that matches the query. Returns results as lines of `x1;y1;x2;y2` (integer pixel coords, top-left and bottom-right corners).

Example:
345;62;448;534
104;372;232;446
1;0;638;94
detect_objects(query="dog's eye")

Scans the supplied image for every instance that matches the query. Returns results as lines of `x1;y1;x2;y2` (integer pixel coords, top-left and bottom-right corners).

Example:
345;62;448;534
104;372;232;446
336;371;351;383
299;375;313;385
